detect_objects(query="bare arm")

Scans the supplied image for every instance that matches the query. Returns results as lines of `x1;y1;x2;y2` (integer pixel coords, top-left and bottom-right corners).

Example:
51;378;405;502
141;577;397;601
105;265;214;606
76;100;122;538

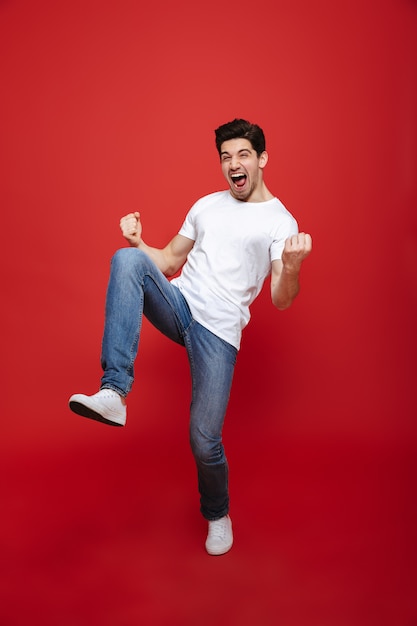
271;232;312;310
120;212;194;277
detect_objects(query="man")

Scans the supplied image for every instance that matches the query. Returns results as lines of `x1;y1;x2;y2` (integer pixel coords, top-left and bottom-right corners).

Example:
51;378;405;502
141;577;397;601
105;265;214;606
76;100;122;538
69;118;312;555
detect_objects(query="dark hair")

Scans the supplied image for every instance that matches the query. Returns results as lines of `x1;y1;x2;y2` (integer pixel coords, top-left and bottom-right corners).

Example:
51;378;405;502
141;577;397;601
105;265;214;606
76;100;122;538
214;118;266;157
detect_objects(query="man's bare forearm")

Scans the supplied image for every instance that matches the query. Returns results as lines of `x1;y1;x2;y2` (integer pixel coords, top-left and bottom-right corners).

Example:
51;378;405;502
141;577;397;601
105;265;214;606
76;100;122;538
136;240;172;276
272;266;300;310
120;212;192;277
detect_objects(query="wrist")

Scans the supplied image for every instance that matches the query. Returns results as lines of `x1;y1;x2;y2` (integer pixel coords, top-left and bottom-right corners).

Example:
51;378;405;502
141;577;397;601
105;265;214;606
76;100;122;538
281;262;300;276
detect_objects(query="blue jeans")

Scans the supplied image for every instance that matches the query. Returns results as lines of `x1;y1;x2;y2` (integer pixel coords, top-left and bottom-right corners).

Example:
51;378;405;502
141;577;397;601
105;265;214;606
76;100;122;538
101;248;237;520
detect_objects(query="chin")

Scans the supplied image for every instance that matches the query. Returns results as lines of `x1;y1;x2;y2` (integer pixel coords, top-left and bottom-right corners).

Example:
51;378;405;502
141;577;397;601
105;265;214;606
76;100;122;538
230;188;250;202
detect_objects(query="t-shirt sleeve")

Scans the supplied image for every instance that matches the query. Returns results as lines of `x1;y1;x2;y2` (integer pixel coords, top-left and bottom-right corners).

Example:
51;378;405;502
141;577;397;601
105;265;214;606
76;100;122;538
270;213;299;262
178;204;197;241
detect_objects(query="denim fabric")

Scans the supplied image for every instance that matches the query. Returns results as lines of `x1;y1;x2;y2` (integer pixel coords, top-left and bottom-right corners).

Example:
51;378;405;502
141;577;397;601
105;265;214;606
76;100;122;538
101;248;237;520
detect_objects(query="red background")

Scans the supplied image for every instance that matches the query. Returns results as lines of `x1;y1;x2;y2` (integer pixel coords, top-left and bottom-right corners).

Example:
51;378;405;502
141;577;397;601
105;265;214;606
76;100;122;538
1;0;416;624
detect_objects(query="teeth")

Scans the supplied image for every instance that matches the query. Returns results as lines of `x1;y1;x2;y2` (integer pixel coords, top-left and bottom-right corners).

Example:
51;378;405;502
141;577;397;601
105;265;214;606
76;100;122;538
231;174;245;179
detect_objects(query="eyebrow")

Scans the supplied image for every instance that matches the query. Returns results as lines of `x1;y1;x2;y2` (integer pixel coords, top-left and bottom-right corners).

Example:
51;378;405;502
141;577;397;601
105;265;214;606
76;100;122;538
220;148;253;157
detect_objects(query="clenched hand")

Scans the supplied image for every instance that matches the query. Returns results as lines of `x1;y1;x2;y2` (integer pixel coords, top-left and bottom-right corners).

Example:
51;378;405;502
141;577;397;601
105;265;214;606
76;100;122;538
120;212;142;247
282;233;312;273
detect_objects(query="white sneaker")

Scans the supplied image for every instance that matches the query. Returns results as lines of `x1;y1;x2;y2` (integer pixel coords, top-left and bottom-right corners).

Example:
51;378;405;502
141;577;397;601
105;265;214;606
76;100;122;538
69;389;126;426
205;515;233;556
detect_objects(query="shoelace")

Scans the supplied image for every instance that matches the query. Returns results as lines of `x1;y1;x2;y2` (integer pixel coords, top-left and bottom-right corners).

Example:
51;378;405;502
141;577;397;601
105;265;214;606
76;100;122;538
208;518;229;540
97;389;119;399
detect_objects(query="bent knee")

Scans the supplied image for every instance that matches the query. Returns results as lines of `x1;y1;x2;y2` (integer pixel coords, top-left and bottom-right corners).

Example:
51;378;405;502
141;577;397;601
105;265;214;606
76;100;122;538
111;247;148;269
190;431;223;465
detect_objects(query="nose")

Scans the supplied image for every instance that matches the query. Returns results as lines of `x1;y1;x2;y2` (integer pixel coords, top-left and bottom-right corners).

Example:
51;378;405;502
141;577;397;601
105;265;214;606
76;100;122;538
229;156;240;170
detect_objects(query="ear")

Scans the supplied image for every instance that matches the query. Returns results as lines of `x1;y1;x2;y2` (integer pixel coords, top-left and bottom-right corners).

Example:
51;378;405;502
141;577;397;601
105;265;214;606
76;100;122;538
259;151;268;169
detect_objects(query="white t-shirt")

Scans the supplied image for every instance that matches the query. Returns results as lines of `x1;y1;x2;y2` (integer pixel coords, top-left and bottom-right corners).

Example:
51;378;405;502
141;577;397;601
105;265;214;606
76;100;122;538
171;191;298;350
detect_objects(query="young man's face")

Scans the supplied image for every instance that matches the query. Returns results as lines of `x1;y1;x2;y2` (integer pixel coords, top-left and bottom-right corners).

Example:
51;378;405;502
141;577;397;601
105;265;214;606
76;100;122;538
220;138;268;202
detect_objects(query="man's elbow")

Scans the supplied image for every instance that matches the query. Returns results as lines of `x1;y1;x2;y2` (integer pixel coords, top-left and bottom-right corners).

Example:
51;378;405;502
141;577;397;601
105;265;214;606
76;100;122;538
272;289;299;311
163;264;179;278
273;298;292;311
164;257;185;278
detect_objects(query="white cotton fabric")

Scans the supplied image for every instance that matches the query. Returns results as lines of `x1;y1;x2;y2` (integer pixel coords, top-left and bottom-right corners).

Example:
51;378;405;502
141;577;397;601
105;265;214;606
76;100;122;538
171;191;298;350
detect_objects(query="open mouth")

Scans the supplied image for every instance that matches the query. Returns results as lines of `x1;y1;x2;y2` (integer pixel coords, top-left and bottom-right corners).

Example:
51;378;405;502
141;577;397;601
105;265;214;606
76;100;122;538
231;173;247;189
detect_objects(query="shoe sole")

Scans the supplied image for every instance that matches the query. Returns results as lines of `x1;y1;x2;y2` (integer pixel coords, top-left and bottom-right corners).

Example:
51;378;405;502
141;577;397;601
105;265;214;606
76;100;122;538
205;541;233;556
69;400;125;427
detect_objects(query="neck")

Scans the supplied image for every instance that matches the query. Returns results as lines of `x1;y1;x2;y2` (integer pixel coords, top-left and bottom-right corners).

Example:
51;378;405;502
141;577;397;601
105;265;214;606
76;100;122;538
246;183;274;203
